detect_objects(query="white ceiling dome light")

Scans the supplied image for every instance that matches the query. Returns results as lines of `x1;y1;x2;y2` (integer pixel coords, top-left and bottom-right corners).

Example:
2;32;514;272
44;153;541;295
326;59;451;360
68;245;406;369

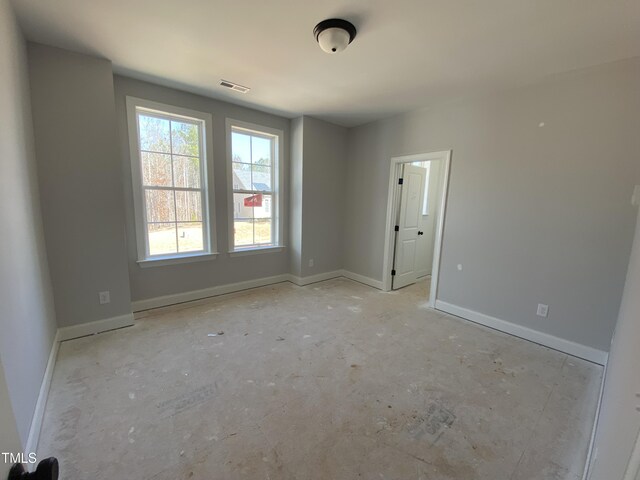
313;19;357;54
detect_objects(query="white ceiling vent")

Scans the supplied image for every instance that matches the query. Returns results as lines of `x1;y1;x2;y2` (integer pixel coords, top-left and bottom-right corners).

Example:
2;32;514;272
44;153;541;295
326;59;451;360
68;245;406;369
220;80;250;94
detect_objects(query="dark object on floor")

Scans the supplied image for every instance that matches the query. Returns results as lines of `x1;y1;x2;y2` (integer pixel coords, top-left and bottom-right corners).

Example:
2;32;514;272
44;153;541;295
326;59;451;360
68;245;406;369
8;458;58;480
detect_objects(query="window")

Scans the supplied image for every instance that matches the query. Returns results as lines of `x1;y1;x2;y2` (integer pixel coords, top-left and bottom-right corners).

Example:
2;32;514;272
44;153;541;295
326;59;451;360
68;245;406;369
127;98;214;265
227;120;283;252
412;160;431;215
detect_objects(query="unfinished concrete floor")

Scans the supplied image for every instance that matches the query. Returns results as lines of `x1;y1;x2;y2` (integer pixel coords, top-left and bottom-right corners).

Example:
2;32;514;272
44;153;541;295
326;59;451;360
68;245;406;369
39;278;602;479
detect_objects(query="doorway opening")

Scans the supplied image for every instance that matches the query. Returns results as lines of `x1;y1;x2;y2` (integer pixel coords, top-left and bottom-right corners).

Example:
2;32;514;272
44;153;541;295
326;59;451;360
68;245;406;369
381;151;451;307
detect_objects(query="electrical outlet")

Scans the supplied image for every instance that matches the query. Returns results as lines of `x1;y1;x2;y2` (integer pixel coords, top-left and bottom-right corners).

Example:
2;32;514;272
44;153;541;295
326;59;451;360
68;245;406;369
308;259;314;268
632;185;640;207
457;264;463;271
537;303;549;318
99;291;111;305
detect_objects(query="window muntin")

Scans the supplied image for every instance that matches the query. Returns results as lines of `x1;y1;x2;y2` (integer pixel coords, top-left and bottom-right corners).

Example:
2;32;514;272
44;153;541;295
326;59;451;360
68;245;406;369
130;102;211;261
230;125;279;250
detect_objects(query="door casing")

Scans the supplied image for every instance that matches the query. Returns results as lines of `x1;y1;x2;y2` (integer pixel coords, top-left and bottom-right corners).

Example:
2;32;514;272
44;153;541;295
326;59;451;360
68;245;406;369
381;150;452;307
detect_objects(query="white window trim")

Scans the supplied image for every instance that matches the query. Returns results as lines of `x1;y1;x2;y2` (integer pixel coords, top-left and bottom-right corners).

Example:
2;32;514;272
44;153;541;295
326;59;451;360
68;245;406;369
126;97;217;266
228;246;284;257
138;252;218;268
225;118;285;254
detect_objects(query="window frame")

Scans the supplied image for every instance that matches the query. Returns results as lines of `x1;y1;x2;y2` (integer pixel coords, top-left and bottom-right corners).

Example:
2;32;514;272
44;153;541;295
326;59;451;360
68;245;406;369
126;97;216;267
226;118;284;255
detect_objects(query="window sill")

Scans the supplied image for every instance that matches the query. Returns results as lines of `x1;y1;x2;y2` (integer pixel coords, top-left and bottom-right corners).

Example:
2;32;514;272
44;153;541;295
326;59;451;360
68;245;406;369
228;246;284;257
137;252;218;268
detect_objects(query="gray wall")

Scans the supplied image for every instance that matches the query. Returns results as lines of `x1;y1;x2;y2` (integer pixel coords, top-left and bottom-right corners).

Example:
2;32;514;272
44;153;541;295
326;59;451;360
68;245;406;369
28;44;132;327
0;0;57;447
589;206;640;479
344;58;640;351
0;359;22;478
299;116;347;277
289;117;303;277
113;76;290;302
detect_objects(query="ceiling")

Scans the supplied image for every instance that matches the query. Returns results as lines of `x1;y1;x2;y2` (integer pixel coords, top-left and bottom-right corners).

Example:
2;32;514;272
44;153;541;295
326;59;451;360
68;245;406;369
11;0;640;127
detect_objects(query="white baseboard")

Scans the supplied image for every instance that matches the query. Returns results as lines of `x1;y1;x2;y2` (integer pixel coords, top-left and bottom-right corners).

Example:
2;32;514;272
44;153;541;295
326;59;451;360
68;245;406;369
132;274;291;311
24;330;60;460
288;270;343;286
435;300;608;365
582;356;609;480
132;270;386;312
340;270;384;290
58;313;135;341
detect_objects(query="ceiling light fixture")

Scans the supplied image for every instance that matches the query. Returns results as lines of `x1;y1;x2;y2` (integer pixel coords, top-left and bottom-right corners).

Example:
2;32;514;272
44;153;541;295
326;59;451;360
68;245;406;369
313;18;357;54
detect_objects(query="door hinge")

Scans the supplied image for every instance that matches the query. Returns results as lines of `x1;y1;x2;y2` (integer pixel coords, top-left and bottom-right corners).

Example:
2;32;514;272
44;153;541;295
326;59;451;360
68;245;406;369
391;269;396;276
398;178;404;185
394;225;399;232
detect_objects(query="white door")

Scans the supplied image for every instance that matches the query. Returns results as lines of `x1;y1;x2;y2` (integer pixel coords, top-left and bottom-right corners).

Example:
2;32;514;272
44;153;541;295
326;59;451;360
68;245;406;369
415;159;443;278
392;165;427;289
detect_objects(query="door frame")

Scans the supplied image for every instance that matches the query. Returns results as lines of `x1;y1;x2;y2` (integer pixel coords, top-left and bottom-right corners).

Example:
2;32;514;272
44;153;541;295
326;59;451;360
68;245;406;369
381;150;452;307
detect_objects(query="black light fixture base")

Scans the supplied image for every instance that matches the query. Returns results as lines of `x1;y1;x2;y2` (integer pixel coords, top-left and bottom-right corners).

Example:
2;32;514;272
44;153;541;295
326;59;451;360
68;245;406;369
8;458;59;480
313;18;357;44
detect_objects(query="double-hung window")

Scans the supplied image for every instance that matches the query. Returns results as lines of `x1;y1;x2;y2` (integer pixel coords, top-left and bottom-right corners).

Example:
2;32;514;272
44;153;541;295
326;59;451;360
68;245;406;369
127;98;214;265
227;120;283;253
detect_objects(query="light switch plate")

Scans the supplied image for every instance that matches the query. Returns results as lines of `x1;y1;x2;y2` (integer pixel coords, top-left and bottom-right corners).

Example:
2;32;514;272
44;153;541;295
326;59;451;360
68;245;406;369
632;185;640;207
99;291;111;304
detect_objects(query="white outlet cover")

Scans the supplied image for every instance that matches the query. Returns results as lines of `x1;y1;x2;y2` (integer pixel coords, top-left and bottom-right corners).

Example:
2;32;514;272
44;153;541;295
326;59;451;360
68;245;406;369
308;259;314;267
632;185;640;207
99;291;111;304
457;264;463;271
537;303;549;318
